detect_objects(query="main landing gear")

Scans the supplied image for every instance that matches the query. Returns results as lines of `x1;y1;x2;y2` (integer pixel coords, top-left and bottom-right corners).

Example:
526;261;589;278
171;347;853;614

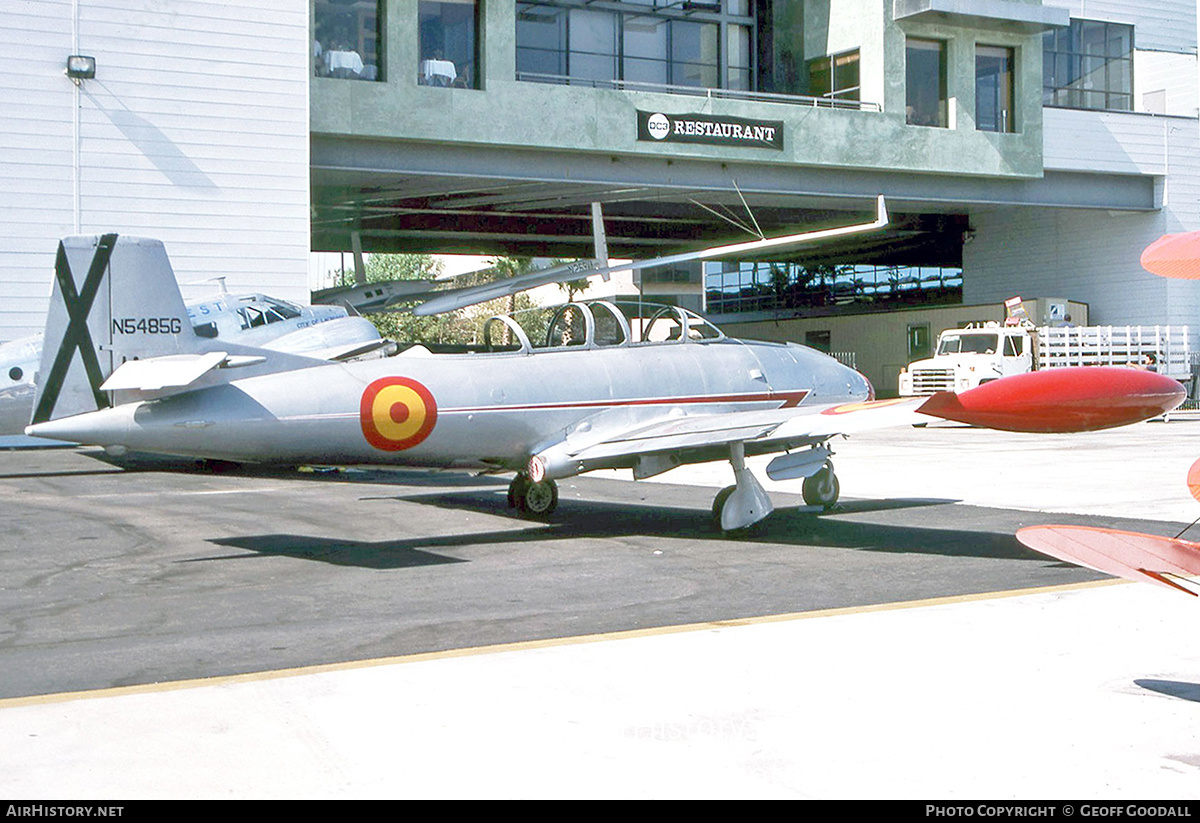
508;473;558;518
802;462;840;509
711;441;774;534
711;443;841;534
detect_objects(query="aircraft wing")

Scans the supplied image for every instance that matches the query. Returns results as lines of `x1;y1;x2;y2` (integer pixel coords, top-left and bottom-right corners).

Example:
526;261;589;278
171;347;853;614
533;396;937;480
1017;525;1200;596
563;397;927;463
413;197;890;316
532;368;1186;481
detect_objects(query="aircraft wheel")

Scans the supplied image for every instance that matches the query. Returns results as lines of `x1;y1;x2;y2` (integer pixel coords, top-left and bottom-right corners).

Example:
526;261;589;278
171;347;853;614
802;463;840;509
507;474;529;508
711;485;736;528
518;478;558;518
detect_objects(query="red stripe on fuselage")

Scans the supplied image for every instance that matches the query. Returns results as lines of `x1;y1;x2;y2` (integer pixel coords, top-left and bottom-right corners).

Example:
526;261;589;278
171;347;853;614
442;389;810;415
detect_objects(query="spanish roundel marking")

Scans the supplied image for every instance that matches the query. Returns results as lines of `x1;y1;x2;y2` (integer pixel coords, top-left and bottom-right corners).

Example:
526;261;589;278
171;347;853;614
360;376;437;451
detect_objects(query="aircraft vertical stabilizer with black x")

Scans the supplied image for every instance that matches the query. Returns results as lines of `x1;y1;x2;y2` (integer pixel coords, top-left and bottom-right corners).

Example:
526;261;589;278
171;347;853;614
31;235;331;431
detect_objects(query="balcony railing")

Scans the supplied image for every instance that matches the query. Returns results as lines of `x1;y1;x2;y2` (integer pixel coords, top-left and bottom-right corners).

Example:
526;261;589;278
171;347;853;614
515;72;882;111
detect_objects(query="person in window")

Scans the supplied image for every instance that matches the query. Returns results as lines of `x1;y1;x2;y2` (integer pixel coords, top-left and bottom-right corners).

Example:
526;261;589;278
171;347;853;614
313;38;327;77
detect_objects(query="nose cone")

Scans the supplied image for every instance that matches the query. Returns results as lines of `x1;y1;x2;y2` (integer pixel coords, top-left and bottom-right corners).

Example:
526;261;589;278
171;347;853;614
918;367;1186;433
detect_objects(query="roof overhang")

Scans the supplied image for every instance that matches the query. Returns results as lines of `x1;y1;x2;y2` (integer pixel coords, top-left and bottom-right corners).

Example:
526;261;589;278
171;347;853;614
893;0;1070;33
310;136;1156;264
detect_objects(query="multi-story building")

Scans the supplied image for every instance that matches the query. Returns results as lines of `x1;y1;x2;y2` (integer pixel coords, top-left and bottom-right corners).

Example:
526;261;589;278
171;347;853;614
3;1;1198;392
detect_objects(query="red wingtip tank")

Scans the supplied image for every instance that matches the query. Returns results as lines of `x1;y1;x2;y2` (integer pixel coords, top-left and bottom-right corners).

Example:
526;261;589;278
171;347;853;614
917;367;1186;433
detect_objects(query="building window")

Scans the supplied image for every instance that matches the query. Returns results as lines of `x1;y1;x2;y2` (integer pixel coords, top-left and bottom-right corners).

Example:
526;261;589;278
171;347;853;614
906;39;947;127
314;0;383;81
1043;19;1133;111
976;45;1014;132
727;24;752;90
516;3;568;76
419;0;479;88
516;1;751;92
704;261;963;315
805;330;831;353
809;49;860;101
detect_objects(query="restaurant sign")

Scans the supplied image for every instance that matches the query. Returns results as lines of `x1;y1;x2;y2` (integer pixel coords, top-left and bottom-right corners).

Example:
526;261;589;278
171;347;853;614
636;110;784;151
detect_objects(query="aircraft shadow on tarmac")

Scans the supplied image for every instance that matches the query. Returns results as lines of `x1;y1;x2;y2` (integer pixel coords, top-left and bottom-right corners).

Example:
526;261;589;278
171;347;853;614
386;486;1077;561
192;485;1126;572
199;533;479;569
76;451;1166;574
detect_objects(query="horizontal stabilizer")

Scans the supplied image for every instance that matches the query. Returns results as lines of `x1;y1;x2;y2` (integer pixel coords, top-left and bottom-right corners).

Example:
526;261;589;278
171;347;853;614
1016;525;1200;596
100;352;229;392
917;367;1185;433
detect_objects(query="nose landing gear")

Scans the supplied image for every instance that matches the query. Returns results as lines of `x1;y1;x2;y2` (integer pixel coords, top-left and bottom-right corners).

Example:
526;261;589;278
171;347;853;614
508;473;559;518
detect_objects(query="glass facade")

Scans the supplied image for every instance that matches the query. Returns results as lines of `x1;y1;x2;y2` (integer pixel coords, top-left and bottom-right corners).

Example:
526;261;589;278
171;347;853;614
516;0;752;91
705;262;963;315
808;49;860;101
906;39;946;127
419;0;479;88
1043;19;1133;111
314;0;383;81
976;45;1014;132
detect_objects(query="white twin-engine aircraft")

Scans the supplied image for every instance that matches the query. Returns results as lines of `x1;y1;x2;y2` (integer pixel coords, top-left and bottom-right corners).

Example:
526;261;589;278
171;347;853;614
0;285;385;436
23;205;1185;533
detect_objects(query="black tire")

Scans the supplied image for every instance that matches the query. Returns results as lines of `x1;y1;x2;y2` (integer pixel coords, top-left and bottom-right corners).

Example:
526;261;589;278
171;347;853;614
802;464;840;509
507;474;529;508
711;485;736;528
520;479;558;517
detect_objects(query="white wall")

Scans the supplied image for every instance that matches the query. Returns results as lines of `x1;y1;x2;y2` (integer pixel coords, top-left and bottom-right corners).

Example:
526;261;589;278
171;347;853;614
0;0;310;340
1050;0;1198;53
965;111;1200;333
971;0;1200;337
1136;50;1200;116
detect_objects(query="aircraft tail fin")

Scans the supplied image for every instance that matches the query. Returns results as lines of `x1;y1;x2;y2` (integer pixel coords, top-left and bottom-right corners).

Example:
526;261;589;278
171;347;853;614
31;234;199;425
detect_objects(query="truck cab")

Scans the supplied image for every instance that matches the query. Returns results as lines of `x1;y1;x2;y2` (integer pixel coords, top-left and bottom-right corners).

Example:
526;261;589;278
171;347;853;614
899;323;1032;395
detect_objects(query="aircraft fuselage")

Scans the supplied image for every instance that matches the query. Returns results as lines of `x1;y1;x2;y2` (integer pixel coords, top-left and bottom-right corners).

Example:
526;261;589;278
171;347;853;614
33;338;870;472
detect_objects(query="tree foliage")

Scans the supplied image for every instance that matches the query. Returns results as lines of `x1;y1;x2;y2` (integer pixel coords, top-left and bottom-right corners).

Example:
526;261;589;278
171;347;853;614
330;254;544;346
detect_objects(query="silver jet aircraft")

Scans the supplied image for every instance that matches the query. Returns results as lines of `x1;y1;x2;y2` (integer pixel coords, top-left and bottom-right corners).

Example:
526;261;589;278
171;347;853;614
24;233;1186;532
